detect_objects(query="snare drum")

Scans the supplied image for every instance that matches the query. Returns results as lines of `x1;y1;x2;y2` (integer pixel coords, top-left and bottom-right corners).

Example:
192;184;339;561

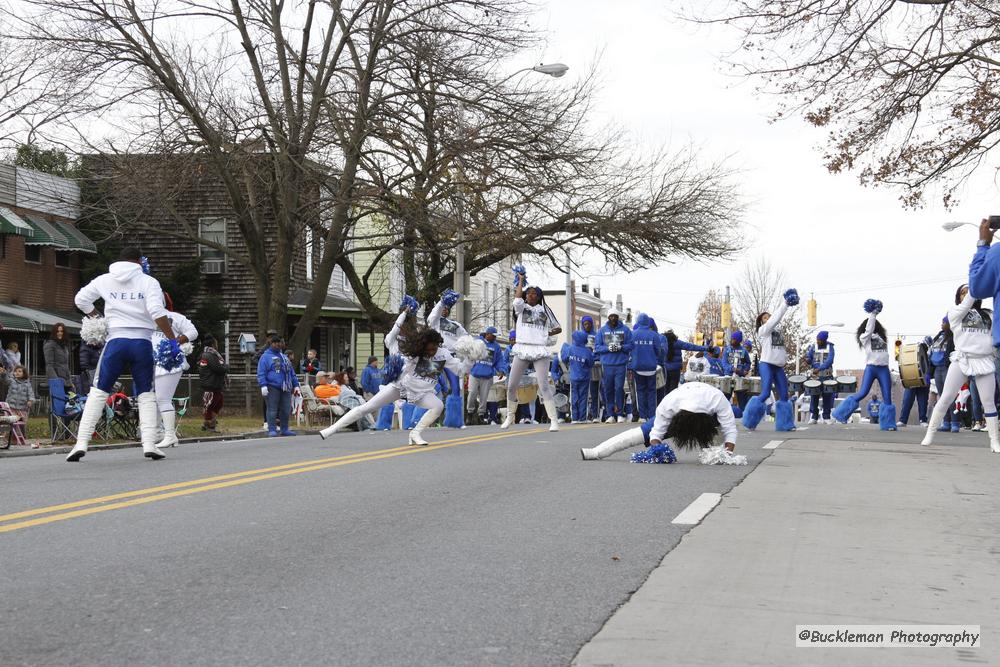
837;375;858;394
898;343;930;389
736;376;762;394
823;379;839;394
699;374;721;389
717;376;734;394
788;374;807;394
804;379;822;396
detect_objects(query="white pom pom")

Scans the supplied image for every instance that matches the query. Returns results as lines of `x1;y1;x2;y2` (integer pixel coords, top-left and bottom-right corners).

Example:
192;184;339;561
180;342;194;356
453;335;489;362
698;445;748;466
80;316;108;345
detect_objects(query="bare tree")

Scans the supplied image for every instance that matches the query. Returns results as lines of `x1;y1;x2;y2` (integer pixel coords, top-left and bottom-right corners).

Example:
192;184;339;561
732;257;806;372
694;290;724;340
692;1;1000;207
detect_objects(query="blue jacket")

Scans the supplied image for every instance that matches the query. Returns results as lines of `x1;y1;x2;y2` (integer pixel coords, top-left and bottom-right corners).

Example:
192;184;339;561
628;315;663;372
867;399;881;418
664;337;708;372
502;346;515;374
361;364;382;394
471;337;504;378
595;322;633;366
257;347;299;391
707;355;725;376
720;344;751;376
561;330;596;382
806;342;836;372
969;243;1000;346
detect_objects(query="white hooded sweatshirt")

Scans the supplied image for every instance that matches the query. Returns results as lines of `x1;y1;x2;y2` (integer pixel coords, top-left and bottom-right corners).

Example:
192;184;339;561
648;381;738;445
75;261;169;340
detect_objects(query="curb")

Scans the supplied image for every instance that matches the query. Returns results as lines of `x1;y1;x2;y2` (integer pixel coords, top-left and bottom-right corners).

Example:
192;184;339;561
0;429;323;458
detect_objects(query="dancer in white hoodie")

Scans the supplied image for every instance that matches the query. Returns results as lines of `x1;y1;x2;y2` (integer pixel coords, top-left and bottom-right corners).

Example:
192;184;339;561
66;248;180;462
151;292;198;449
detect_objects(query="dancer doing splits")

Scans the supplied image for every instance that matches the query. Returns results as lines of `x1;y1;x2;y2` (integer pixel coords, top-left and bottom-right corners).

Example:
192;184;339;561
831;299;896;429
580;381;737;460
742;288;799;432
501;267;562;431
922;285;999;451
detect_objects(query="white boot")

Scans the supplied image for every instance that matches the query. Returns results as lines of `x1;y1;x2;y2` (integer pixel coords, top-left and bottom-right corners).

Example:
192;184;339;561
500;399;518;429
921;409;945;446
156;410;179;448
408;406;442;446
320;405;365;439
581;427;645;460
543;399;560;432
66;387;110;462
137;392;166;460
987;415;1000;453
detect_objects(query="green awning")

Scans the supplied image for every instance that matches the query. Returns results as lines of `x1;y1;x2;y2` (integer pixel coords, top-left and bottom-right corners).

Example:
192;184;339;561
54;220;97;253
0;207;35;238
0;312;37;333
22;214;71;248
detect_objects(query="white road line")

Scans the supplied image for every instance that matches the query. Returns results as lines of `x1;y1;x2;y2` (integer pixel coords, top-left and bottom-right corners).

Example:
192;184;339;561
671;493;722;525
762;440;784;450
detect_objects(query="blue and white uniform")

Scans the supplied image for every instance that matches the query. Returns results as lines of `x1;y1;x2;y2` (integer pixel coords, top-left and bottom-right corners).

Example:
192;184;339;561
833;310;894;428
595;312;633;419
805;336;836;421
742;298;796;432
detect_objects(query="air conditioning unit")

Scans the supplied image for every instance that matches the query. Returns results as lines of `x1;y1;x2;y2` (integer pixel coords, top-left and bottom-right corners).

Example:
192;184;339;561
201;259;224;275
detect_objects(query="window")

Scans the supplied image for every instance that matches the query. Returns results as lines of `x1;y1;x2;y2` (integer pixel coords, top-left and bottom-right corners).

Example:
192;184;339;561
24;245;41;263
198;217;226;273
55;251;71;268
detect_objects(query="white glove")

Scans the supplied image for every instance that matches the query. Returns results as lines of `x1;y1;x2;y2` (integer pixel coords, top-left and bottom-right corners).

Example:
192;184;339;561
260;386;269;397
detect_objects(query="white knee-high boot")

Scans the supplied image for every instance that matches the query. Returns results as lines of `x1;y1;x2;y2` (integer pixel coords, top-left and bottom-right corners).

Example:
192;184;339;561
581;427;646;460
987;415;1000;453
500;398;518;429
137;392;166;460
319;405;368;439
409;406;443;446
921;409;945;446
156;410;178;448
66;387;110;462
543;398;560;432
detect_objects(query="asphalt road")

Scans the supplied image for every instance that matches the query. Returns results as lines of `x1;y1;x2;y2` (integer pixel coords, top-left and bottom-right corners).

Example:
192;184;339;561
0;421;781;667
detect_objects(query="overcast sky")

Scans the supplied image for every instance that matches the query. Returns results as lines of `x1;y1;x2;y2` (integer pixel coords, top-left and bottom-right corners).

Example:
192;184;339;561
529;0;996;369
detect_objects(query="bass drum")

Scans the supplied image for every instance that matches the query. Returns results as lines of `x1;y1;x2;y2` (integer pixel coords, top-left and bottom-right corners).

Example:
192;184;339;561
898;343;930;389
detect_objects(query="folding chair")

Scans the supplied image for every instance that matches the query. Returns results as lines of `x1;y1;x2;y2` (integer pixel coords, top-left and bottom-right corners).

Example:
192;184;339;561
0;401;27;448
48;378;82;443
171;396;190;435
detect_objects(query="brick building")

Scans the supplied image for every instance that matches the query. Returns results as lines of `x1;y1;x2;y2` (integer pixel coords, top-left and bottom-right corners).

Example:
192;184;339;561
0;164;95;378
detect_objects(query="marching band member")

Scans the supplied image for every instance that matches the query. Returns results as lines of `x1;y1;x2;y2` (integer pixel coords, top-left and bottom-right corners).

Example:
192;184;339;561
628;313;664;421
467;326;504;425
897;335;931;427
595;309;633;423
831;299;895;430
927;318;959;432
805;330;836;424
67;248;179;462
742;288;799;432
721;330;752;411
561;330;596;423
921;285;999;451
151;293;198;448
580;316;603;422
580;381;737;460
501;269;563;431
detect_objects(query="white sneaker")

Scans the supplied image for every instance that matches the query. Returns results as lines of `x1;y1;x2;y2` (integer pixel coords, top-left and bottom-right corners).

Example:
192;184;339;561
896;421;905;427
919;421;928;426
807;418;817;425
591;418;600;423
616;416;626;423
605;417;616;424
824;418;836;425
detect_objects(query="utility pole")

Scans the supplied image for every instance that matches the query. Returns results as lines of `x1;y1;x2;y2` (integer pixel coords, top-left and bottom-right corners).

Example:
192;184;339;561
724;285;731;341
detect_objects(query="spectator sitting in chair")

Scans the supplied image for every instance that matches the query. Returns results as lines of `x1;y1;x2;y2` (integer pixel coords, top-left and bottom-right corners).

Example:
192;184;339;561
314;371;341;402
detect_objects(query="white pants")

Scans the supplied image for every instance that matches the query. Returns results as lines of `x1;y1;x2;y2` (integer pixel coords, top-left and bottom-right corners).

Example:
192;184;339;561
931;363;997;423
154;372;182;414
468;376;493;414
506;357;554;403
336;384;443;430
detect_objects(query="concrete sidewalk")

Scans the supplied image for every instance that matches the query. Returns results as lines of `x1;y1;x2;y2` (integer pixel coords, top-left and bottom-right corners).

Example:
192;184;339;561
574;438;1000;666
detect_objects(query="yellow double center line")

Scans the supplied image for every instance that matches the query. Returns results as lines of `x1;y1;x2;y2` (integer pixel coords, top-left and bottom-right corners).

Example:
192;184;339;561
1;425;593;534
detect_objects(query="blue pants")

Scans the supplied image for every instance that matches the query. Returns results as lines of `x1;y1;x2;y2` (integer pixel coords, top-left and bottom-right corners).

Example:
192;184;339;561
849;364;892;406
809;375;834;419
601;364;627;417
571;379;590;422
634;373;657;419
900;386;929;424
265;387;291;433
758;362;788;402
94;337;155;394
587;379;601;420
933;365;957;425
726;389;750;411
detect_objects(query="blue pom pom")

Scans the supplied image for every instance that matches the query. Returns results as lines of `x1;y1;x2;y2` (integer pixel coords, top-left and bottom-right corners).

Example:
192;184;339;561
832;394;859;423
630;443;676;464
512;264;527;286
140;256;151;275
383;354;404;383
154;338;184;371
863;298;883;314
400;295;419;314
742;395;766;430
441;289;461;308
783;288;799;306
443;394;465;428
374;404;395;430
